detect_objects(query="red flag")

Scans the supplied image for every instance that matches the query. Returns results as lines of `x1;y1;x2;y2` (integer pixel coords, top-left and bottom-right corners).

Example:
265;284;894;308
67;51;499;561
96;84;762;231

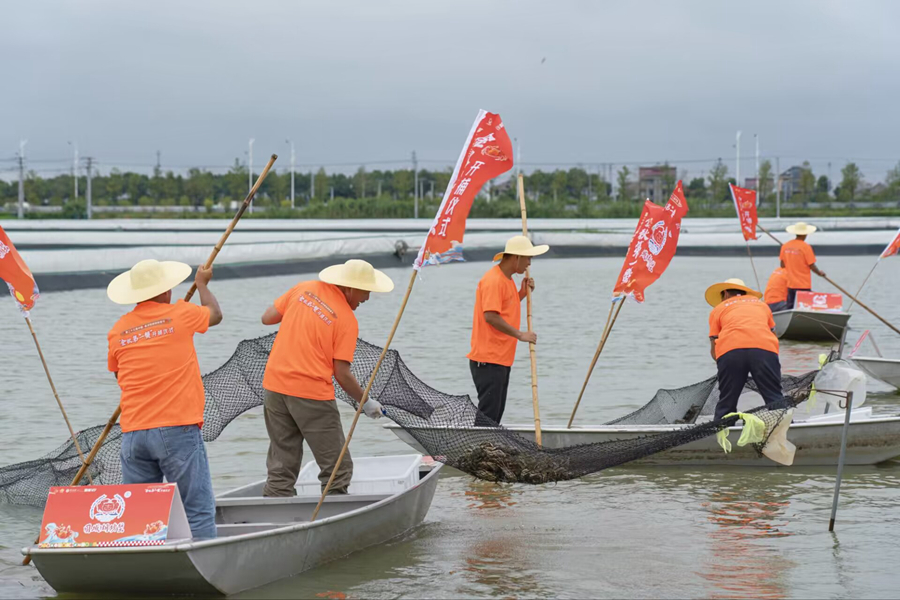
613;181;689;303
0;225;39;314
414;110;514;269
729;183;758;241
880;226;900;259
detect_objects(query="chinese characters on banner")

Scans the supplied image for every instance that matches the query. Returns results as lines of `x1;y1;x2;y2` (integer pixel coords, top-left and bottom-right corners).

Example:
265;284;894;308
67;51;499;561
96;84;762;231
613;181;690;303
880;226;900;259
414;110;514;269
795;291;843;312
729;184;758;241
0;225;39;315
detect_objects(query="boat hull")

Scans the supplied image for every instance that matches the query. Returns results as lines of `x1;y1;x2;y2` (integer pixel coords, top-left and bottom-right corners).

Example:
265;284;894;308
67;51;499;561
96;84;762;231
772;309;850;342
28;463;442;596
853;356;900;388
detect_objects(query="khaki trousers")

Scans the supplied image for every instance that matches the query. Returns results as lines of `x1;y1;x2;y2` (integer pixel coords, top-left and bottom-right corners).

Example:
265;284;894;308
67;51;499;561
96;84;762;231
262;390;353;497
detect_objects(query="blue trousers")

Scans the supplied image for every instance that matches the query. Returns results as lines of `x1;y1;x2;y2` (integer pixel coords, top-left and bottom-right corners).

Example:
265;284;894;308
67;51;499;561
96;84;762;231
120;425;217;539
715;348;785;421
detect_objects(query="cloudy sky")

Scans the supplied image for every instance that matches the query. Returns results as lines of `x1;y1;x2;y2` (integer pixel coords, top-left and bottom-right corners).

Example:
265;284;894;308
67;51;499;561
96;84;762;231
3;0;898;183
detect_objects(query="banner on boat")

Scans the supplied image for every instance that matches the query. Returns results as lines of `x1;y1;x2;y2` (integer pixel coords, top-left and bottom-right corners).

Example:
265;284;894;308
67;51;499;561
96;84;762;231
414;110;514;269
880;226;900;259
729;184;758;241
613;181;689;302
795;291;843;312
0;225;39;315
38;483;191;547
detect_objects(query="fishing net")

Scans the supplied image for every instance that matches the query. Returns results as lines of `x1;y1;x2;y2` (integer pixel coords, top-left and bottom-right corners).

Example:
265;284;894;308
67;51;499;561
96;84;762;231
0;334;818;506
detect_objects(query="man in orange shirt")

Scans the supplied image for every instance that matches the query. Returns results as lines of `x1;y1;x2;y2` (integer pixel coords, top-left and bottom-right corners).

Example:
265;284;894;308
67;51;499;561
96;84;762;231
706;278;784;421
468;235;549;425
107;259;223;539
764;266;789;313
779;222;827;308
260;259;393;497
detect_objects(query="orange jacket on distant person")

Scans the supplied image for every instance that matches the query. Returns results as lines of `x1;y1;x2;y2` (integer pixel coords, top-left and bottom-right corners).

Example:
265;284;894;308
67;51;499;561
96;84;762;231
780;239;816;289
467;265;521;367
107;299;210;433
764;268;789;304
709;296;779;360
263;280;358;401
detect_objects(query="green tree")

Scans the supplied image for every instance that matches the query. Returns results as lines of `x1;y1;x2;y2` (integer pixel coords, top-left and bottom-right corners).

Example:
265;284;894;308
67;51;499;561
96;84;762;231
758;160;773;204
798;161;816;201
314;168;329;202
839;162;861;202
616;166;631;202
816;175;830;194
707;160;728;207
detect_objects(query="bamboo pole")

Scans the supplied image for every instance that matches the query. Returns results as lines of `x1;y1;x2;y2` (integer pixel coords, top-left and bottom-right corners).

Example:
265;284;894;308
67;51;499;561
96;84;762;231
745;241;761;290
23;154;278;566
25;317;92;484
819;274;900;337
846;259;880;311
311;270;417;521
517;174;541;447
567;298;625;428
757;223;783;245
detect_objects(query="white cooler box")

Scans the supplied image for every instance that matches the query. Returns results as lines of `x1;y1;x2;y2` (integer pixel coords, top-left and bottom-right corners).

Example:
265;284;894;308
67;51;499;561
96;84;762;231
295;454;423;496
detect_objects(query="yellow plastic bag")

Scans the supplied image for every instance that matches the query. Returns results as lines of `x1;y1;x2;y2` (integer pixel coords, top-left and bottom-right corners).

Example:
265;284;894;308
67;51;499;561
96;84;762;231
717;412;766;453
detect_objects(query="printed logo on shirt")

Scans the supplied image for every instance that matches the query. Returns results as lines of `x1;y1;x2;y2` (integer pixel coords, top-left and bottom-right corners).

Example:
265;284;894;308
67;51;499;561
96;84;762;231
120;318;172;337
303;292;337;318
297;292;334;326
117;322;176;347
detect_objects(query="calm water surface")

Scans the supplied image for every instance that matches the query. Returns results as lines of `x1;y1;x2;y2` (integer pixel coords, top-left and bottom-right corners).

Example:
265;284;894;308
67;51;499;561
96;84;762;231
1;255;899;598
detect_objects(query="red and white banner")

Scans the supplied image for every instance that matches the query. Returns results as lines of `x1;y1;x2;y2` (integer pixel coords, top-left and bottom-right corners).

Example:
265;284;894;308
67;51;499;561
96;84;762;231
795;291;843;312
39;484;191;548
880;226;900;259
0;225;39;315
613;181;690;303
848;330;870;358
729;184;758;241
414;110;514;269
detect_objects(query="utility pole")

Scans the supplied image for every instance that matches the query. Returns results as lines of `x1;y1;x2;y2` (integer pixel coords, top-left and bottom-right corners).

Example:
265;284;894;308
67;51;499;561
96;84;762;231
754;134;759;198
310;169;315;200
156;150;161;172
586;164;592;201
68;141;79;200
775;156;781;219
286;139;295;208
429;180;434;199
85;157;93;219
17;140;27;219
735;130;741;188
248;138;254;214
412;150;418;218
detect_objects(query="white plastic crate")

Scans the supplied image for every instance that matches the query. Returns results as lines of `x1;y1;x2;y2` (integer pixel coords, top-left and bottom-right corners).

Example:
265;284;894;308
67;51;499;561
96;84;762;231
295;454;423;496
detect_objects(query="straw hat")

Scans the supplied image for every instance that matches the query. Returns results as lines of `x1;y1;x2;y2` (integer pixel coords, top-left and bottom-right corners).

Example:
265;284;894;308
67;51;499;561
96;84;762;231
704;278;762;307
492;235;550;262
786;221;817;235
319;259;394;293
107;259;192;305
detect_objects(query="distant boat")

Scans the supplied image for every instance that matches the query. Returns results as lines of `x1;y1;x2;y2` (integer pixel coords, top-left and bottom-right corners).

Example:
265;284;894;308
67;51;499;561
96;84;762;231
772;308;851;342
853;356;900;388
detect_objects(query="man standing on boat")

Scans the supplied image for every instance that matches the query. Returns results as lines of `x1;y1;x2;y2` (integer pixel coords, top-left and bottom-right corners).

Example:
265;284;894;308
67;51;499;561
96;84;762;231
764;266;789;313
780;222;827;308
260;259;393;497
706;278;784;420
107;259;223;539
468;235;549;425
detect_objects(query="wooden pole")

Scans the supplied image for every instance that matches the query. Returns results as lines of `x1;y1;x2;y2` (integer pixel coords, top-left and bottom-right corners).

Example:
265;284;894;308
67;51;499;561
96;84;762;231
25;317;92;484
820;273;900;337
517;174;542;447
23;154;278;566
567;298;625;428
757;223;783;246
311;270;417;521
846;259;880;311
745;241;761;290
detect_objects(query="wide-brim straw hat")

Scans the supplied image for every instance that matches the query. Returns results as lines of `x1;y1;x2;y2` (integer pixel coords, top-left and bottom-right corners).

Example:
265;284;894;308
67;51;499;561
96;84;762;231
704;278;762;307
319;259;394;293
492;235;550;262
786;221;817;235
107;259;192;305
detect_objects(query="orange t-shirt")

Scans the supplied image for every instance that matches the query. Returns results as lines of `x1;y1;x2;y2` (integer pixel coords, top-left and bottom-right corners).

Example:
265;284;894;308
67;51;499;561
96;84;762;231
764;268;788;304
779;239;816;289
263;280;358;401
467;265;522;367
709;296;779;359
107;299;210;433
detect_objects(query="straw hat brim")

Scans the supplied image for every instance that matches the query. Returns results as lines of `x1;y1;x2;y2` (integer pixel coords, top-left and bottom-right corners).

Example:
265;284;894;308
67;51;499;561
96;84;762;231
107;261;192;305
492;244;550;262
786;224;817;235
705;281;762;307
319;265;394;293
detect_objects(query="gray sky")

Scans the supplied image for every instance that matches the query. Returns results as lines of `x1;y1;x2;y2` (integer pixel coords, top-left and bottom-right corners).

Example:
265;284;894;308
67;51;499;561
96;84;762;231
4;0;899;183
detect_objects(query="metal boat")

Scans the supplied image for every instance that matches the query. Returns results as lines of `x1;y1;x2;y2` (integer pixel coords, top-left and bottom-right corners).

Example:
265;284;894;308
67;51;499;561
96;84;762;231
772;309;850;342
24;455;442;596
853;356;900;388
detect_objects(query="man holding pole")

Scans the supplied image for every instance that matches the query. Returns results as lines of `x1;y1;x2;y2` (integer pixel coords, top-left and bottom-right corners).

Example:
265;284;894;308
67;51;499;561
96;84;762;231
706;278;784;420
260;259;393;497
780;222;826;307
107;259;223;539
468;235;548;425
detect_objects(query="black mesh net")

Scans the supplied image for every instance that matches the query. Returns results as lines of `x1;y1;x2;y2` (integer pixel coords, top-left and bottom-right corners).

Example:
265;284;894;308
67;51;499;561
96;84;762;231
0;333;818;505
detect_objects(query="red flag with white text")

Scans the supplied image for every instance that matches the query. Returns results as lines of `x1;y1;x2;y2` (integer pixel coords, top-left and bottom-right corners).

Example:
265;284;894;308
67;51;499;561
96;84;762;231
612;181;689;303
414;110;514;269
729;184;758;241
0;225;39;315
880;226;900;259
